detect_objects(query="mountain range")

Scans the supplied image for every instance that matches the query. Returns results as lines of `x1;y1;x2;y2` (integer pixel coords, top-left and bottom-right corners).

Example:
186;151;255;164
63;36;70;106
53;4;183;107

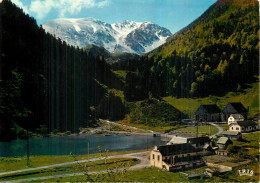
43;18;172;55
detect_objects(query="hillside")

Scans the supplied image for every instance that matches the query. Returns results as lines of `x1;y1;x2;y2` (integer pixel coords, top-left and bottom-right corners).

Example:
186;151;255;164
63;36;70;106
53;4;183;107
0;0;124;140
127;0;259;99
83;44;140;65
164;81;259;119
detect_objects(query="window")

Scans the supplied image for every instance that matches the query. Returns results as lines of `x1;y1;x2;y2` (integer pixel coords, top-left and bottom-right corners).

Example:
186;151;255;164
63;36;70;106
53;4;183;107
158;155;160;161
187;154;191;161
152;154;155;160
236;128;239;130
232;127;233;130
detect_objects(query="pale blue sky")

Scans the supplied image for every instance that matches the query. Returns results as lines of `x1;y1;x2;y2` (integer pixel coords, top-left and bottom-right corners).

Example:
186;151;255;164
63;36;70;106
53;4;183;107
12;0;217;33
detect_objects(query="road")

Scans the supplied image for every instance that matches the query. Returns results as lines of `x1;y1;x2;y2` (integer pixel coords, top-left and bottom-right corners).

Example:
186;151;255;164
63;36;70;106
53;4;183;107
209;123;223;138
0;151;150;183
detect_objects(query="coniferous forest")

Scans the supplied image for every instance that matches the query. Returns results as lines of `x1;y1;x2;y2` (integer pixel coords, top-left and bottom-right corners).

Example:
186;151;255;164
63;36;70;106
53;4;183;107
0;0;125;140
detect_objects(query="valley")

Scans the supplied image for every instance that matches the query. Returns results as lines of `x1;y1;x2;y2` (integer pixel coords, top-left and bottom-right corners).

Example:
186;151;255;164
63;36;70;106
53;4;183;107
0;0;259;182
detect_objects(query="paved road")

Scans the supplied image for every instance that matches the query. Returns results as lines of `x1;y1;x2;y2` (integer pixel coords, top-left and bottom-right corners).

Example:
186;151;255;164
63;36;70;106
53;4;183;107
209;123;223;138
0;151;150;183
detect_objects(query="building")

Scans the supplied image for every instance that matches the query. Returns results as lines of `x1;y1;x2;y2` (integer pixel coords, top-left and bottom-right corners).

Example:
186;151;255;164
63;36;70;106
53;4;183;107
229;121;258;133
195;104;221;122
228;114;244;125
222;131;242;140
150;143;204;171
216;137;232;149
167;136;211;150
221;102;248;122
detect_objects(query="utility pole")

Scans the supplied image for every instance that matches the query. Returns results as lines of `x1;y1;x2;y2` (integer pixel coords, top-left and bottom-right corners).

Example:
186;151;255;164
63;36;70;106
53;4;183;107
196;121;199;138
88;142;90;159
26;130;30;167
146;135;148;151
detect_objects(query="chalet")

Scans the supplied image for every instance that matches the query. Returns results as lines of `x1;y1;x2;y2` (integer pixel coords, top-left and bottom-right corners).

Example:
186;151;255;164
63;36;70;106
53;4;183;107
216;137;232;149
228;114;244;125
221;102;248;122
222;131;242;140
167;136;211;150
195;104;221;122
229;121;258;133
150;143;204;171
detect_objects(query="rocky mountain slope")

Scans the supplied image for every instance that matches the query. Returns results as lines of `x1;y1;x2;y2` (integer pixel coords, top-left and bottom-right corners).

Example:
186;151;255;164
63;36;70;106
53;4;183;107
43;18;172;54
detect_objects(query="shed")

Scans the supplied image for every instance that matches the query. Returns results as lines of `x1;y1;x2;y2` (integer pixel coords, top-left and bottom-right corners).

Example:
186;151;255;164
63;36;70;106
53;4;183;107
222;131;242;140
216;137;232;149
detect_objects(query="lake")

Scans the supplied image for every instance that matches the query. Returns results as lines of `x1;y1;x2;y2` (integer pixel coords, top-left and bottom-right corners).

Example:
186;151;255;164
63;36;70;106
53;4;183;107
0;135;165;157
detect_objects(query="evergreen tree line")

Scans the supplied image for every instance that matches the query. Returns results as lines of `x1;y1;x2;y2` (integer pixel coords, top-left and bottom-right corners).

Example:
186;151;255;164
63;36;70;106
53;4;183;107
0;0;123;140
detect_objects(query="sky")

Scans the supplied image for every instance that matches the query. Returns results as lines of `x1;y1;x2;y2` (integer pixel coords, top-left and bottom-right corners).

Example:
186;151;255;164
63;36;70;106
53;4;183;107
11;0;217;33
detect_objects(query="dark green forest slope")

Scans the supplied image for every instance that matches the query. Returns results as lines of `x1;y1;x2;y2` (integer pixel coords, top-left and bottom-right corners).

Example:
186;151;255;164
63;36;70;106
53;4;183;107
83;44;140;65
0;0;124;140
123;0;259;100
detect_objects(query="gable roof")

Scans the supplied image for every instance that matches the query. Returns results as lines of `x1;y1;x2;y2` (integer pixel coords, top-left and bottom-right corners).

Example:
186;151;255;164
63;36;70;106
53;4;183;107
229;114;244;119
168;136;188;144
157;143;196;156
217;137;231;145
187;136;211;144
222;102;247;114
195;104;221;115
222;131;241;136
236;121;257;127
168;136;211;145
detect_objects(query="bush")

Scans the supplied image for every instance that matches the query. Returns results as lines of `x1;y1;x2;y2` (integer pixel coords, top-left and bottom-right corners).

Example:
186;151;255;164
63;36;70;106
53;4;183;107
35;125;48;135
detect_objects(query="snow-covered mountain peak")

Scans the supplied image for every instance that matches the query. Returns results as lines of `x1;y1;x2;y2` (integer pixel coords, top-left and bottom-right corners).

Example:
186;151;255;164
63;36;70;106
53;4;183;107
43;18;172;54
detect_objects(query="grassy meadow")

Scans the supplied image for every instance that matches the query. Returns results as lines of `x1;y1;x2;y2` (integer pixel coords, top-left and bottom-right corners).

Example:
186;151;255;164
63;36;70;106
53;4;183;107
163;82;259;118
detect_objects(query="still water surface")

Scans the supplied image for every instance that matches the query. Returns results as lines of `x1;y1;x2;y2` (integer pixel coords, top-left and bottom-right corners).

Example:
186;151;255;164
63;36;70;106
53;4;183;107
0;135;165;157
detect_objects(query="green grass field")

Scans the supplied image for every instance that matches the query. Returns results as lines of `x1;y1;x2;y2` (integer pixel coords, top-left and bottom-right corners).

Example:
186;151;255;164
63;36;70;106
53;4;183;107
0;158;139;182
163;82;259;118
119;115;186;133
37;166;208;182
231;131;260;157
171;125;219;136
0;149;146;173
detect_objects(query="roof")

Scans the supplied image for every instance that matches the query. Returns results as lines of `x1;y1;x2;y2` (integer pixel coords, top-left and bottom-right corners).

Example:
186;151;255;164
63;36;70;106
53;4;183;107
168;136;211;145
222;131;241;136
168;136;188;144
188;136;211;144
203;144;210;149
217;137;231;145
229;114;244;119
195;104;221;115
156;143;196;156
232;121;257;127
222;102;247;114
